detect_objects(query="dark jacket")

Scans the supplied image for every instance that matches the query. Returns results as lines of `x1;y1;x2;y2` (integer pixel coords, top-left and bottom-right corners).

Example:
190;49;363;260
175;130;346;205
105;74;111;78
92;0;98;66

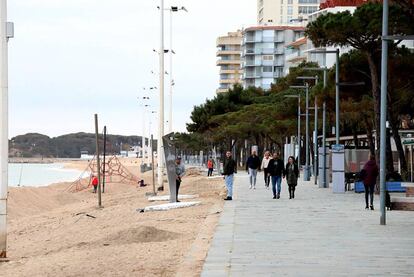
223;157;237;175
362;160;379;186
285;162;299;185
267;158;285;177
246;155;260;170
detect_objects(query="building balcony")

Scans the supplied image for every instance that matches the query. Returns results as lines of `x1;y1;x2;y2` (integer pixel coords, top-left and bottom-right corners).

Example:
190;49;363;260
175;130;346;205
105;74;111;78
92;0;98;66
243;73;260;79
220;69;243;74
216;59;242;66
216;50;241;56
285;51;307;63
220;78;240;84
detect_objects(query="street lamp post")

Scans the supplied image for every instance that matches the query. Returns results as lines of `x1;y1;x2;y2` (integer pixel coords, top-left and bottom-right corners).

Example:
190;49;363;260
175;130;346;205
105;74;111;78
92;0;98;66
157;0;165;191
303;68;329;188
297;76;319;185
0;0;12;259
148;111;157;167
164;6;187;133
140;97;149;165
310;49;340;144
290;84;311;181
285;94;301;168
380;7;414;225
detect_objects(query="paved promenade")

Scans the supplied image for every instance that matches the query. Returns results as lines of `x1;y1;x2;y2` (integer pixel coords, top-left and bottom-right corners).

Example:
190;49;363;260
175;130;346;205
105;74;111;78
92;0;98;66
202;172;414;276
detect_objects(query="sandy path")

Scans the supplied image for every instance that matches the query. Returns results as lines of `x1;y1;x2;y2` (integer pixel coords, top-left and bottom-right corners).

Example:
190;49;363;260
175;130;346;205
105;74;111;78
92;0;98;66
1;161;225;277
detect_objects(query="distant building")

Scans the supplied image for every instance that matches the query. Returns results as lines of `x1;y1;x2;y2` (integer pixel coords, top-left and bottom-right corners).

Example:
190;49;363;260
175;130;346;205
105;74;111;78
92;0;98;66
257;0;320;25
285;36;307;75
216;31;243;93
306;4;357;68
241;26;305;89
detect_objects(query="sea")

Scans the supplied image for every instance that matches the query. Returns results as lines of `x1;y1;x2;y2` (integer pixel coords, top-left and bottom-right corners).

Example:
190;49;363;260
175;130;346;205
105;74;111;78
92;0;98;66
8;163;84;187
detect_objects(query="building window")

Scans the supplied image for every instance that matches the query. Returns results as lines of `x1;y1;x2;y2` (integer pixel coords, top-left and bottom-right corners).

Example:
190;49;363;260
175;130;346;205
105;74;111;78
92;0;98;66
298;6;319;14
299;0;318;3
288;0;293;4
263;66;273;72
263;55;274;61
288;16;292;23
280;7;283;14
287;6;293;15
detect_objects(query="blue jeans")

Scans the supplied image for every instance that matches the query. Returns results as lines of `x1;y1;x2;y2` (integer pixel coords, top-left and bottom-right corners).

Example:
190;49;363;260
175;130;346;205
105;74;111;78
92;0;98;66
271;176;282;197
225;174;234;197
248;168;257;186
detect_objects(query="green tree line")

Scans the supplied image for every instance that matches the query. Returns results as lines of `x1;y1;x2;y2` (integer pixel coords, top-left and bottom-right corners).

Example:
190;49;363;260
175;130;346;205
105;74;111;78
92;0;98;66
176;2;414;178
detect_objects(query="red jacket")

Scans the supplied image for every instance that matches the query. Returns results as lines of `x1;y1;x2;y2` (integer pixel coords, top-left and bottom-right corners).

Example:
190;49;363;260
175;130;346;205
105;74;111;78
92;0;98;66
92;177;98;186
362;160;379;186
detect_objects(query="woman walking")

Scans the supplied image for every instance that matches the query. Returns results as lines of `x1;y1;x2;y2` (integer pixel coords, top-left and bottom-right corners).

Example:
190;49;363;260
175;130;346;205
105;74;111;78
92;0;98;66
361;154;379;210
261;151;272;189
285;156;299;199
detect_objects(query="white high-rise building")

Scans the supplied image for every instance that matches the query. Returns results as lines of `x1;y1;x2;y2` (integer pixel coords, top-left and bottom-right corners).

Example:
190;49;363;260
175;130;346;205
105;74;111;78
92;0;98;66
257;0;320;25
241;26;305;89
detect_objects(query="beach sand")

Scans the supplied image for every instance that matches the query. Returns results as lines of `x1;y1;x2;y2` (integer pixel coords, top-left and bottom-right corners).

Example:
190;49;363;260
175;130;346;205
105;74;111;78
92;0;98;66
1;159;225;277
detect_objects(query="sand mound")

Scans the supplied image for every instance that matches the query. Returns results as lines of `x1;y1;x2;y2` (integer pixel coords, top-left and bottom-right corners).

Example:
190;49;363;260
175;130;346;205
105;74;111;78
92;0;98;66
106;226;180;244
185;167;202;177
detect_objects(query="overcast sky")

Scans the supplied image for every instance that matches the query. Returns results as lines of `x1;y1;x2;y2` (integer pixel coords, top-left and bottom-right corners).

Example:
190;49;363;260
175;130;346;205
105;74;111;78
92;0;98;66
8;0;256;138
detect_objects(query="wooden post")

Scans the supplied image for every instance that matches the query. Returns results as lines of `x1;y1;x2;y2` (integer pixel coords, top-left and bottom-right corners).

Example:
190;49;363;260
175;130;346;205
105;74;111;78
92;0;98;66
102;126;107;193
94;114;102;207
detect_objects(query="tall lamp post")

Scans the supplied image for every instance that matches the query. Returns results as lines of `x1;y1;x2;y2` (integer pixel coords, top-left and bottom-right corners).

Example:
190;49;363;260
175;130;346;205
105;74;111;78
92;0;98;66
0;0;12;259
310;49;340;144
290;83;311;181
157;0;165;190
164;6;187;133
303;67;328;188
380;1;414;223
284;94;301;170
297;76;319;185
147;111;157;167
140;96;149;164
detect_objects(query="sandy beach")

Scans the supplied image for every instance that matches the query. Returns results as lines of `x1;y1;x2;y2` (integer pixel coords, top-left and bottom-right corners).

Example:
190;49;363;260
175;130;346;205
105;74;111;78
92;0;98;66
1;159;225;277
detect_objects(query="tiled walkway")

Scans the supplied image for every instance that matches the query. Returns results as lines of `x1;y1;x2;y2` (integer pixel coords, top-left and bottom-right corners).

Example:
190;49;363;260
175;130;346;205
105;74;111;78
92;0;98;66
202;172;414;276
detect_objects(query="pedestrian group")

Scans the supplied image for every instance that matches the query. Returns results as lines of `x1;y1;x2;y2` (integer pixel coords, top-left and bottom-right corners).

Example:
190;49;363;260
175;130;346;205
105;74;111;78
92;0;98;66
222;150;299;201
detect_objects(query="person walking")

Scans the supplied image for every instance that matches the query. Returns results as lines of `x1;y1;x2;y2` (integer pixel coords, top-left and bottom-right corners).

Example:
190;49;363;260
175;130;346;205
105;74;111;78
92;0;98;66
175;156;185;202
268;152;285;199
285;156;299;199
91;175;98;193
207;157;214;177
361;154;379;210
246;150;260;189
261;151;272;189
223;151;237;201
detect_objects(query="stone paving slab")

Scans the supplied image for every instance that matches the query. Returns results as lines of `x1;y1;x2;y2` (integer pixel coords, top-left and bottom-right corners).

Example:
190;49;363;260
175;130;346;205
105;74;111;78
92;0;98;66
201;172;414;276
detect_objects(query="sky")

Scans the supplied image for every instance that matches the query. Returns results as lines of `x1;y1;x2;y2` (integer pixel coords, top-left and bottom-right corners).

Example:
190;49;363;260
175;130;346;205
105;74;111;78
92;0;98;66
8;0;256;138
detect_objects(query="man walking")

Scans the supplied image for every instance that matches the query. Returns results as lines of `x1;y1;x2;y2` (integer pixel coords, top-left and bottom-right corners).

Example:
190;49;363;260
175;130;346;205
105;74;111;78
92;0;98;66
268;152;285;199
223;151;237;201
246;150;260;189
175;156;185;202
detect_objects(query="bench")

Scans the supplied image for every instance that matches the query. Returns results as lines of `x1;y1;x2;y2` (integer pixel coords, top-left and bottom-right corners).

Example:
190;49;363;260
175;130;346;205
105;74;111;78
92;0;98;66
354;181;406;193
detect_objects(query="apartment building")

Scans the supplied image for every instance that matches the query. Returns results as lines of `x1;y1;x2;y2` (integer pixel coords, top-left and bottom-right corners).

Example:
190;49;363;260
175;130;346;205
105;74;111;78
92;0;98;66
257;0;320;25
242;26;305;89
216;31;243;93
285;37;307;75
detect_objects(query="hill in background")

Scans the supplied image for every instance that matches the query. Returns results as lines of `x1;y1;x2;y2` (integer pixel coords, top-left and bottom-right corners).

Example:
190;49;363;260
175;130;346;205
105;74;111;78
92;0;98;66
9;132;155;158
